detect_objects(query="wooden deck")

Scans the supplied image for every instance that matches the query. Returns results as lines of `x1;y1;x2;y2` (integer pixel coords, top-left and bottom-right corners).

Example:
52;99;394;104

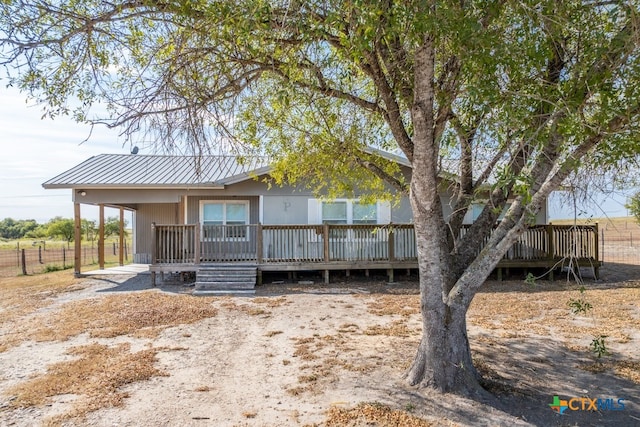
150;223;601;284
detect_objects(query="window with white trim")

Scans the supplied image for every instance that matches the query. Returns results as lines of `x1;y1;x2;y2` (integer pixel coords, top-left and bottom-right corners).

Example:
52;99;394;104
322;201;348;224
352;201;377;224
320;200;378;224
200;200;249;239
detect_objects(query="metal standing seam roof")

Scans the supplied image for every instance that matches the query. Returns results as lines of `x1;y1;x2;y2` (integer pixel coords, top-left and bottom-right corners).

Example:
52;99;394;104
42;154;271;189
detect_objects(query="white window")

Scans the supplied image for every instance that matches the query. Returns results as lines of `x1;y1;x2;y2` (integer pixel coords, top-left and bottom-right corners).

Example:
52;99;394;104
308;198;390;225
322;201;348;224
353;202;377;224
316;200;383;224
200;200;249;239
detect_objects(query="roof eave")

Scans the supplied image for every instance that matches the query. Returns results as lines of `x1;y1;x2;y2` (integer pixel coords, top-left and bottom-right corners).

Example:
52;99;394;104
42;183;226;190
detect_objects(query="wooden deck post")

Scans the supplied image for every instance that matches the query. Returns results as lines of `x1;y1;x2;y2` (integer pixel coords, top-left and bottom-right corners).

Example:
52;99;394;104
74;202;82;277
119;207;124;266
151;222;157;286
257;223;263;264
388;225;395;261
194;222;201;265
323;224;330;262
98;204;105;270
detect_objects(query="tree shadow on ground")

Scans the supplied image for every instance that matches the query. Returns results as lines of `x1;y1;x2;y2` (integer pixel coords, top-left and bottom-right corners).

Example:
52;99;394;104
339;333;639;426
469;333;639;426
89;272;194;295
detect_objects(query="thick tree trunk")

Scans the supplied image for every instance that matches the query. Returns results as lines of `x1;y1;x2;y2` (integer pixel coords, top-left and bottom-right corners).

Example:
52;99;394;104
405;39;488;397
406;185;485;396
406;298;480;395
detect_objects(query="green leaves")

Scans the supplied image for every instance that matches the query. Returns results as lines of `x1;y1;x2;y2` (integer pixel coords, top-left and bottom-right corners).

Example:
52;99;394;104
1;0;640;202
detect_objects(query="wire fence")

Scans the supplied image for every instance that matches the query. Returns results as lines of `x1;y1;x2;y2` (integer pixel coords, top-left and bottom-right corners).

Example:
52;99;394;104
600;229;640;266
0;240;133;277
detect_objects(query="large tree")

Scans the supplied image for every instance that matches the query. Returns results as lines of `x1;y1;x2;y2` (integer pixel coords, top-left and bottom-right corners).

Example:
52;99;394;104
2;0;639;396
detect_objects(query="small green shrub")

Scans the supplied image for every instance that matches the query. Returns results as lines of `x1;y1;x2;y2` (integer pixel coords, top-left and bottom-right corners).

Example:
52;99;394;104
43;264;71;273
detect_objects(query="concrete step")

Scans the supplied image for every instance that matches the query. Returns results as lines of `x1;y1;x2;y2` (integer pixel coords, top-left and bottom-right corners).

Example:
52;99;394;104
193;289;255;296
194;265;257;296
198;263;257;269
197;270;256;277
195;281;255;290
197;276;256;282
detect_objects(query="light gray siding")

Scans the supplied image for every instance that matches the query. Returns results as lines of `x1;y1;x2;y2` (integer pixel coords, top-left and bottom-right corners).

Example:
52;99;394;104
134;203;180;263
391;197;413;223
262;196;309;224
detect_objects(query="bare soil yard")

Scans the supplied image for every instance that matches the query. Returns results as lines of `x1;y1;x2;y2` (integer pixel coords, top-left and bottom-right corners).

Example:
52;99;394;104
0;265;639;426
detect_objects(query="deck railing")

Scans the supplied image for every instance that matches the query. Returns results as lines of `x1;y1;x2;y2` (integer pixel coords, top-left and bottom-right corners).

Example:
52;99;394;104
151;223;599;266
151;224;199;264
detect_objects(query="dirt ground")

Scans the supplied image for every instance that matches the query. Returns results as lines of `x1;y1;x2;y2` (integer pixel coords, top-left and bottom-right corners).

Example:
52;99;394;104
0;264;639;427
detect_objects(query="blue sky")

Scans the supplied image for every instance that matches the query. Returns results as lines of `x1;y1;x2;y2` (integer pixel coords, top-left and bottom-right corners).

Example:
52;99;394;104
0;86;130;223
0;85;634;224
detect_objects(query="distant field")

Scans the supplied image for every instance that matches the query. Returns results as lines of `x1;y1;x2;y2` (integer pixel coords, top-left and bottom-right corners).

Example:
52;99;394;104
0;238;133;277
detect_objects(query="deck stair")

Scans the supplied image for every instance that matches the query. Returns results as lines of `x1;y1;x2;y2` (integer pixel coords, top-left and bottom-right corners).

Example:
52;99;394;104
193;263;257;295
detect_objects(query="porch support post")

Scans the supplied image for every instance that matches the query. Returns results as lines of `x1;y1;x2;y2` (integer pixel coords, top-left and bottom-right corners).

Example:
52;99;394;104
119;207;124;266
151;222;157;286
194;222;201;265
98;204;105;270
74;202;82;277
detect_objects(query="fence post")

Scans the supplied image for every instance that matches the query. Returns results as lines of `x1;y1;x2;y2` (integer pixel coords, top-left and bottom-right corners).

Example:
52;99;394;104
599;226;604;265
21;249;27;275
39;245;43;264
63;248;66;269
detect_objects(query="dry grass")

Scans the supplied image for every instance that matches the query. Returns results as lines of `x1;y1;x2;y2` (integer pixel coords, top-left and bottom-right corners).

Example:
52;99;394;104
242;410;258;418
470;282;640;343
5;342;167;425
360;294;420;317
20;292;218;344
0;271;85;348
323;402;435;427
252;296;290;307
218;297;290;317
1;281;219;424
364;319;415;337
2;270;638;426
579;360;640;384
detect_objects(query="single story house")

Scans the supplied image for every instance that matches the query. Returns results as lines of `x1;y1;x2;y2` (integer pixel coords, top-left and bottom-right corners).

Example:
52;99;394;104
43;152;599;294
